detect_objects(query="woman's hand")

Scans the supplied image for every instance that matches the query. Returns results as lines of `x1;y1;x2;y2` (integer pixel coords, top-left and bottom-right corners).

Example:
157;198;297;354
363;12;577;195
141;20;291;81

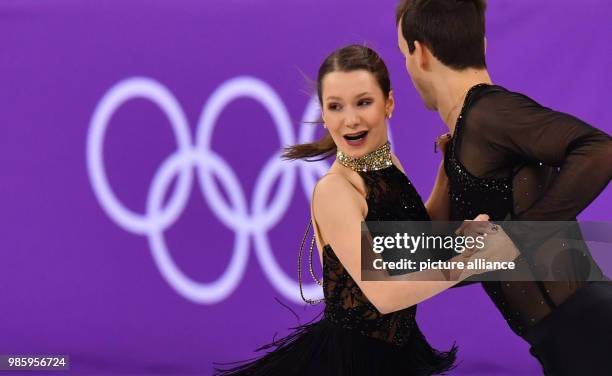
435;132;452;154
425;133;451;220
455;214;520;279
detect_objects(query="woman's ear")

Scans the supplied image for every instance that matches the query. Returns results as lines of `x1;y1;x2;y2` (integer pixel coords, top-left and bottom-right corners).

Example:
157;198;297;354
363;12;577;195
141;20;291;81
387;90;395;117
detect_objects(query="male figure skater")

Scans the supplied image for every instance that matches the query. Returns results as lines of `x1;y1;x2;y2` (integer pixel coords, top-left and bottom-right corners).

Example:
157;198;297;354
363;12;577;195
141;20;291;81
395;0;612;374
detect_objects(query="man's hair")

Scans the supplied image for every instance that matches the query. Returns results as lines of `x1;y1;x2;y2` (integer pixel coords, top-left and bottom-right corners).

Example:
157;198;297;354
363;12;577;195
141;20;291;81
396;0;487;70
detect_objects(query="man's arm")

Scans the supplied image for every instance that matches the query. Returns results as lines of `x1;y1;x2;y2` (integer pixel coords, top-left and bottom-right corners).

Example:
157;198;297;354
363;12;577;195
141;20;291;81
482;91;611;220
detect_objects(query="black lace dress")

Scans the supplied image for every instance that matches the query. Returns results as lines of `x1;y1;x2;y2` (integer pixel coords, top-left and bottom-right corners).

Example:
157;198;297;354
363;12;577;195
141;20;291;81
445;83;612;375
215;164;456;376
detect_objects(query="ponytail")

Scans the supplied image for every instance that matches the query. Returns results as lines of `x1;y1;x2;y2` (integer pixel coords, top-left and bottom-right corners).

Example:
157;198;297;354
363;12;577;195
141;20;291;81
282;131;336;161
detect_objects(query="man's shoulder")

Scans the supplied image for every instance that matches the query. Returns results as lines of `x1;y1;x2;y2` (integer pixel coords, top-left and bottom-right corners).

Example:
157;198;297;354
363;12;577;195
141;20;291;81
473;85;544;112
466;85;551;128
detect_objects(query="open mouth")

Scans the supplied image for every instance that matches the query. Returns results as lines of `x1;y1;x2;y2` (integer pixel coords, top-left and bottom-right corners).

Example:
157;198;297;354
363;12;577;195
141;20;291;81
343;131;368;141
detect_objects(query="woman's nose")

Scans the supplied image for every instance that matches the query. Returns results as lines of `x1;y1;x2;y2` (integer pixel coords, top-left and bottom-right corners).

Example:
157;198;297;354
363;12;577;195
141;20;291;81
343;108;360;128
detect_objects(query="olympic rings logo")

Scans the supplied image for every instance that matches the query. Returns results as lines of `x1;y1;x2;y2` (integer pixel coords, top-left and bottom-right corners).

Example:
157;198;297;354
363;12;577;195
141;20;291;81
86;76;393;305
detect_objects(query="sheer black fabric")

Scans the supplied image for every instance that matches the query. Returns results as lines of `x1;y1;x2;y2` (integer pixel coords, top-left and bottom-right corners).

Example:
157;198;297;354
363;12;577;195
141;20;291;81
448;84;611;222
445;83;612;374
215;165;456;375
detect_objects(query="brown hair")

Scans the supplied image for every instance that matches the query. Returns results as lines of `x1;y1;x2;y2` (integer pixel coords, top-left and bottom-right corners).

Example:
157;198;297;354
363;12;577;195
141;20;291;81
282;44;391;161
396;0;487;70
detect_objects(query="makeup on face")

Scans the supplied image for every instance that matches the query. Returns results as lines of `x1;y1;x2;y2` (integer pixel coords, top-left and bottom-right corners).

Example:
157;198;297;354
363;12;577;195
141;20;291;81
321;70;390;158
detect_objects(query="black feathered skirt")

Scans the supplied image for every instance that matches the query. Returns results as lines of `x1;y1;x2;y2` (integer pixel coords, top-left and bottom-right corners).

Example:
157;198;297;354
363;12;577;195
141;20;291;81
214;317;457;376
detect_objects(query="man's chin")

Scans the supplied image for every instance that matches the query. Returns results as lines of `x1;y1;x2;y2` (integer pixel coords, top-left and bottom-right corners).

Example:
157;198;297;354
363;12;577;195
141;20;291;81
414;87;435;110
422;98;436;111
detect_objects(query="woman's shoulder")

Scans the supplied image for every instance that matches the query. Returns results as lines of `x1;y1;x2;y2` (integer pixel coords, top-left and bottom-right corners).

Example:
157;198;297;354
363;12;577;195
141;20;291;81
317;163;365;194
391;153;406;174
312;165;367;215
315;171;361;199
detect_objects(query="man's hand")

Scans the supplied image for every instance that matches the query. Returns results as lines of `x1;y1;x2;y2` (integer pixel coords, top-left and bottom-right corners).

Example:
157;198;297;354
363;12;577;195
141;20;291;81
455;214;520;279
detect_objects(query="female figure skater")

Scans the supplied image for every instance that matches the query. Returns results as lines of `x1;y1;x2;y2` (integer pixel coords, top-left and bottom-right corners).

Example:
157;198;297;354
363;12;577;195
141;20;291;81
216;44;516;376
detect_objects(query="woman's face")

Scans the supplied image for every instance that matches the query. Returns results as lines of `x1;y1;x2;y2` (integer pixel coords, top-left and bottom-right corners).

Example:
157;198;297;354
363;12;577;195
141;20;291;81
320;70;393;159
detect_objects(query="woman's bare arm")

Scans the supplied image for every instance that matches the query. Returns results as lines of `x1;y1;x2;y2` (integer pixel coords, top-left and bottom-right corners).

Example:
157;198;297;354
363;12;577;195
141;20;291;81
313;173;472;314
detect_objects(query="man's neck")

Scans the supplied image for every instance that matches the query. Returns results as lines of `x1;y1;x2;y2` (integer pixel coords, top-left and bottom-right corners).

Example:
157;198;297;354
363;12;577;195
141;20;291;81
434;68;492;134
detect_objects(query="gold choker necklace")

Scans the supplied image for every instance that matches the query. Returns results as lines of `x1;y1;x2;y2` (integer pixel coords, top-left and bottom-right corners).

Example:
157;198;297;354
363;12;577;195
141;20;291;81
336;142;392;172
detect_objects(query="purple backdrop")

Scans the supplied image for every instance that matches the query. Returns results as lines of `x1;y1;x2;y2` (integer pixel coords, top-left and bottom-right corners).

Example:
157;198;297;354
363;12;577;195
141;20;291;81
1;1;610;375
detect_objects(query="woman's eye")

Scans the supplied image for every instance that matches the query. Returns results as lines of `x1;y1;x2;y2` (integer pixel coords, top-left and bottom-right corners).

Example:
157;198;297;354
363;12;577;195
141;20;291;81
327;103;342;111
358;99;372;107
